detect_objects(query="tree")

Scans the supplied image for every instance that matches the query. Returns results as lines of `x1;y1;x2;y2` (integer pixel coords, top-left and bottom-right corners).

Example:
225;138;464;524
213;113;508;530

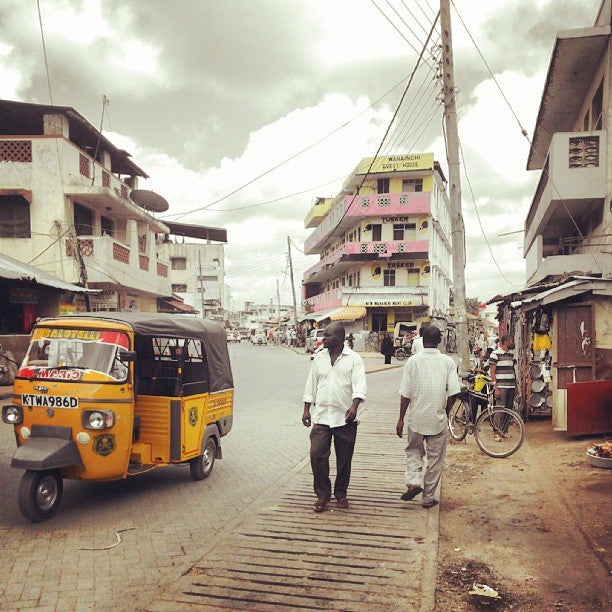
465;298;482;316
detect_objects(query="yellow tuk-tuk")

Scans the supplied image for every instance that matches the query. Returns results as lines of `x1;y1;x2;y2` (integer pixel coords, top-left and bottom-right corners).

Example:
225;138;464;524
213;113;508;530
2;313;234;522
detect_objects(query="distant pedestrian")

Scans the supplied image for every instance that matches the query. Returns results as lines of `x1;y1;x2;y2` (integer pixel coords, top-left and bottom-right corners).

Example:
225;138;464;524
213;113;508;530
489;334;516;441
411;326;426;355
396;325;460;508
347;333;354;349
302;322;366;513
380;333;394;365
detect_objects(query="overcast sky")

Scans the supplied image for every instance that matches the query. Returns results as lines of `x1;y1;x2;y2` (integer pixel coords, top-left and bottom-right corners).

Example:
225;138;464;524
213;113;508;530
0;0;601;309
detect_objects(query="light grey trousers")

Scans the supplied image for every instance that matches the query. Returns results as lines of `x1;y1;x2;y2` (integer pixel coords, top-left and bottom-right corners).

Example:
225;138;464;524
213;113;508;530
404;428;447;503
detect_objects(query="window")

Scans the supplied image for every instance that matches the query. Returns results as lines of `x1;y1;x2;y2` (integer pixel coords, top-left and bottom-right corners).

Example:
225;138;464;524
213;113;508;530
171;257;187;270
402;178;423;192
393;224;404;241
101;216;114;237
377;178;390;193
383;269;395;286
172;284;188;293
372;224;382;241
592;79;603;130
74;202;93;236
0;195;31;238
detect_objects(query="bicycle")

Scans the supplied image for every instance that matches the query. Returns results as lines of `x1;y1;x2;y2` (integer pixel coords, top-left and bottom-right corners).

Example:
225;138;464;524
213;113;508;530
448;373;525;458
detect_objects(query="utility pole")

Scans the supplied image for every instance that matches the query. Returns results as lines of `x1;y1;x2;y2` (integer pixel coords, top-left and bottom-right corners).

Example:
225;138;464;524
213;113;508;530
276;279;281;324
197;248;206;318
440;0;471;372
287;236;299;331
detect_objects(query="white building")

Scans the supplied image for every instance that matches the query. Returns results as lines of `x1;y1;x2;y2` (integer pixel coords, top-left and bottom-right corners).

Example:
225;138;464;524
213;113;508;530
0;99;172;313
158;222;228;319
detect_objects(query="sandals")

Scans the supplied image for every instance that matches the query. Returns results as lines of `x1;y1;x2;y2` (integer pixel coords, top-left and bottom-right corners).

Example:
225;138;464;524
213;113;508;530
314;498;329;513
400;485;423;501
422;499;439;509
336;498;349;509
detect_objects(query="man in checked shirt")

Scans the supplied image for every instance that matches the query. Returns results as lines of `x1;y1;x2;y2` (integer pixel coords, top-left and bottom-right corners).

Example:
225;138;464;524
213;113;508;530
302;322;366;513
397;325;460;508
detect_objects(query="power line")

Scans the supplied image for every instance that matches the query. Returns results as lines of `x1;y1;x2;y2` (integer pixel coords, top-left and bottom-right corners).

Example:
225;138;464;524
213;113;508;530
457;135;522;288
171;73;415;220
36;0;53;105
450;0;601;272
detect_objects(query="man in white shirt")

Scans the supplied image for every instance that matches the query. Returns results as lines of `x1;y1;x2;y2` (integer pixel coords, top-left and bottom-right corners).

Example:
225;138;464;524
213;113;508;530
302;322;367;513
397;325;460;508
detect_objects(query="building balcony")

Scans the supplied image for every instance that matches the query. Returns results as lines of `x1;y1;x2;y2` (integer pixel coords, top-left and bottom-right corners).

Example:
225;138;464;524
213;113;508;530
67;235;171;296
305;286;429;312
524;130;607;256
305;191;431;254
0;136;167;231
303;239;429;284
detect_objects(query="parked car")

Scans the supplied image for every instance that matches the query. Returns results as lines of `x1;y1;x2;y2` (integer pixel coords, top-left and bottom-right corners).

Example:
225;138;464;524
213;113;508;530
305;329;325;353
252;331;267;345
227;331;241;343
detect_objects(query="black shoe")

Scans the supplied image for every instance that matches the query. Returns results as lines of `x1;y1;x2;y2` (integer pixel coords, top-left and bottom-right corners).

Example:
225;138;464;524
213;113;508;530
400;485;423;501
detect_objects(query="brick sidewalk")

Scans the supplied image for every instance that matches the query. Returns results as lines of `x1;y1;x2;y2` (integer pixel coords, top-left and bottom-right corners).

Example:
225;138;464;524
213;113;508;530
145;392;439;611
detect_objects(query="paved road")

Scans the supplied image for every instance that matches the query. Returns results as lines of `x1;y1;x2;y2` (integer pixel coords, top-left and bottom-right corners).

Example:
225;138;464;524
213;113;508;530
0;343;310;608
0;343;409;609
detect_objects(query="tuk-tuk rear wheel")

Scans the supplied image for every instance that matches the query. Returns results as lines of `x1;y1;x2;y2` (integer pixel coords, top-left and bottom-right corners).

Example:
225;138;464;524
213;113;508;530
18;469;63;522
189;437;217;480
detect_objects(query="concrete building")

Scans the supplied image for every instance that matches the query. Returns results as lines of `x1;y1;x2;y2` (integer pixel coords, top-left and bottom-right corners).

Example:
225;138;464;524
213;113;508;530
301;153;452;334
524;1;611;284
0;99;172;313
157;222;227;320
491;1;611;433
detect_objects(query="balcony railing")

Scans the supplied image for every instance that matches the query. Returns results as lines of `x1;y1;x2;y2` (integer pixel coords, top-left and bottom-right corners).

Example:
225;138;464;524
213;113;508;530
66;235;170;294
0;136;134;209
524;130;606;252
305;191;431;254
304;239;429;281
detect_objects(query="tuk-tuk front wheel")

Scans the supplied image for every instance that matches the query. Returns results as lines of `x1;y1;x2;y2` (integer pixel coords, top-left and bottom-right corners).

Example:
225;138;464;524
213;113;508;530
18;469;63;522
189;437;217;480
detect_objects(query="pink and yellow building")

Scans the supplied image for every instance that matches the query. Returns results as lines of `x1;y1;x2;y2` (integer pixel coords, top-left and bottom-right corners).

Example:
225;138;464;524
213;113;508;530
302;153;453;332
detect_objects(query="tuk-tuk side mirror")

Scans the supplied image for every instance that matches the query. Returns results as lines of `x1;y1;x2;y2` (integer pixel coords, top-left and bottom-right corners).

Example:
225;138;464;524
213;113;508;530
118;350;137;363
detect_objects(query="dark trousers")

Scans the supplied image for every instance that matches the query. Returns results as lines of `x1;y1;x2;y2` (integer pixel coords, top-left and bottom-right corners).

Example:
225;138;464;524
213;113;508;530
310;421;358;501
384;355;392;364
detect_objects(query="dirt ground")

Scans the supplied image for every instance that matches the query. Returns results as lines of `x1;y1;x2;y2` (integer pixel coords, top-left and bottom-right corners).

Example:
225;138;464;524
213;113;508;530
436;419;611;611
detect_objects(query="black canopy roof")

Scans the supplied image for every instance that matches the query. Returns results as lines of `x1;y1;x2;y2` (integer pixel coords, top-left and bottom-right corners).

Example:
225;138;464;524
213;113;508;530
40;312;233;392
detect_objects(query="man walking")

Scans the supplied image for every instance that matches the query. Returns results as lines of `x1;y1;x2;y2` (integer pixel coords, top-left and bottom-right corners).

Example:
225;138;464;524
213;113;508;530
396;325;460;508
302;322;366;513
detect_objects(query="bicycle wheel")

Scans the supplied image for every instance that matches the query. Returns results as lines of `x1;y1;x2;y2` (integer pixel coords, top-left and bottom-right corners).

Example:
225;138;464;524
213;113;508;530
448;397;470;441
474;408;525;458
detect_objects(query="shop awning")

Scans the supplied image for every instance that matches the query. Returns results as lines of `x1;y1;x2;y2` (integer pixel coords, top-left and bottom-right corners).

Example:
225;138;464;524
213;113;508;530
0;252;98;292
511;278;611;309
329;306;366;321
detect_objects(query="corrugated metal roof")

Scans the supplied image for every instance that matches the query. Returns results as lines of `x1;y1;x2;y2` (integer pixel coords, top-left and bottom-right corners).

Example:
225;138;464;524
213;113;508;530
0;253;97;292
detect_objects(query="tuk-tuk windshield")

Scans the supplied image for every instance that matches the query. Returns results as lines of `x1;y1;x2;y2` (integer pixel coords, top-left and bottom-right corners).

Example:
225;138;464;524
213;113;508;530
20;328;130;382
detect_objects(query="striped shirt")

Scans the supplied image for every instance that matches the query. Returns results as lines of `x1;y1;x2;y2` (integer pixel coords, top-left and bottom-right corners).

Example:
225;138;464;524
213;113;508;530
489;348;516;388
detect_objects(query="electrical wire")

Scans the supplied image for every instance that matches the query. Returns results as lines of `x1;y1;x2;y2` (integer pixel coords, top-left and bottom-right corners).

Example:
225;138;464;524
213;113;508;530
36;0;53;105
451;0;602;273
317;10;441;248
171;72;415;220
458;136;522;288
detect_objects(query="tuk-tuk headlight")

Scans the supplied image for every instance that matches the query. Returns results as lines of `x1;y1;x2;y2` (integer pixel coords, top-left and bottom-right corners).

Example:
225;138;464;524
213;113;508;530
2;405;23;425
82;410;115;430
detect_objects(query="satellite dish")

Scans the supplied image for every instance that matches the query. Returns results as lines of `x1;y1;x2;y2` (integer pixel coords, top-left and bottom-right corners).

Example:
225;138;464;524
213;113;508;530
130;189;169;213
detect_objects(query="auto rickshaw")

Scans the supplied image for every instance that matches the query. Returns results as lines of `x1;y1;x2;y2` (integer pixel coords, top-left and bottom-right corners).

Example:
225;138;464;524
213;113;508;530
2;312;234;522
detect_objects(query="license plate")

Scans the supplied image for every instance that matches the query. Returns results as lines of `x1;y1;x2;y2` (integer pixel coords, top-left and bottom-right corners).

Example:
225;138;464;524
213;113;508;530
22;394;79;409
